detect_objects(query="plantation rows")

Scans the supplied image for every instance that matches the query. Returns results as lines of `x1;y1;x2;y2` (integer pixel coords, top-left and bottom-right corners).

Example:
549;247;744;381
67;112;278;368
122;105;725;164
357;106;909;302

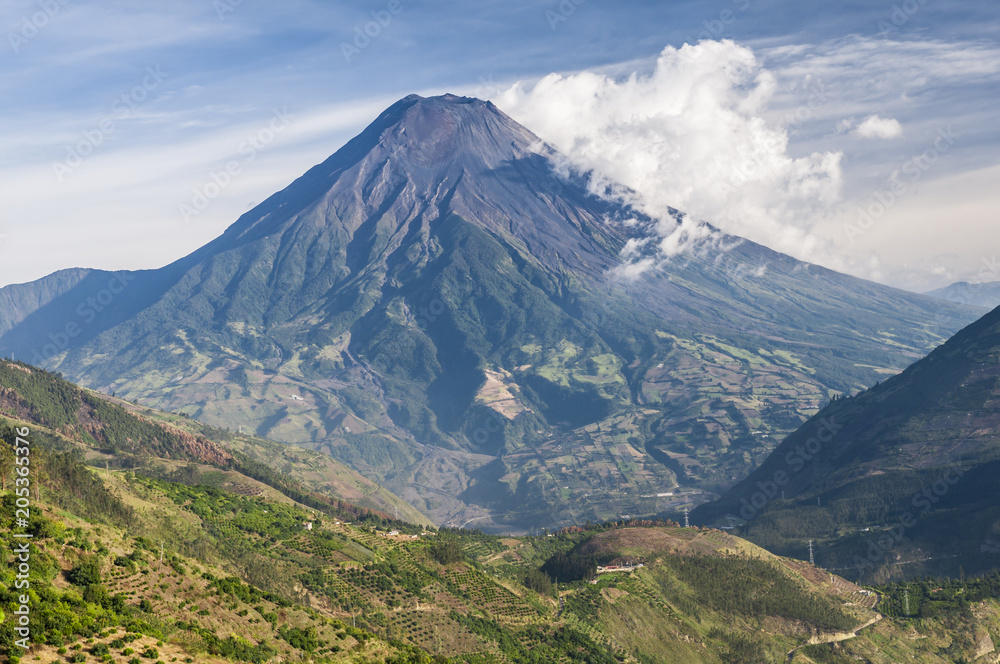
460;538;507;560
614;574;680;621
443;568;540;621
386;609;492;657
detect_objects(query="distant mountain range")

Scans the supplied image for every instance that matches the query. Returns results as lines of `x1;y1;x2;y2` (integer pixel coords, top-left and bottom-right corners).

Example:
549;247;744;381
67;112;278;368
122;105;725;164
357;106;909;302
694;302;1000;581
926;280;1000;309
0;94;984;530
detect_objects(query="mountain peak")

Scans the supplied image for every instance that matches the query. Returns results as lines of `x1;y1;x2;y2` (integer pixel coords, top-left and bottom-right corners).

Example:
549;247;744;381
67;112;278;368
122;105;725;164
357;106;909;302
370;93;537;167
401;92;477;104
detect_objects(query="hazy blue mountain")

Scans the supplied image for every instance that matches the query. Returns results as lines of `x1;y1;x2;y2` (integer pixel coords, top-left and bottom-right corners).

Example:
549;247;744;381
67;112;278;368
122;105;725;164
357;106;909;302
0;94;984;530
926;280;1000;309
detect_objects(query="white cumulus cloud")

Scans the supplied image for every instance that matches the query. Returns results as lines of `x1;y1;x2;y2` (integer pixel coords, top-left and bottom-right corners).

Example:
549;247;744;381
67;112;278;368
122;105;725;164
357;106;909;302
494;40;843;270
853;114;903;139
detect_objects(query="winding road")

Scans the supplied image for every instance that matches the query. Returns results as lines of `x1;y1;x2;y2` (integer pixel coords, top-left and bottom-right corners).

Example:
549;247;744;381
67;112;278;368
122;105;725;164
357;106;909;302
785;594;884;662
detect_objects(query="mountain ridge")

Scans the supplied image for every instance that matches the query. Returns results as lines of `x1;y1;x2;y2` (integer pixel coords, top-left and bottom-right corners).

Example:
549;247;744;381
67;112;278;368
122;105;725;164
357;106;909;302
693;302;1000;580
0;93;985;530
0;358;427;525
926;279;1000;310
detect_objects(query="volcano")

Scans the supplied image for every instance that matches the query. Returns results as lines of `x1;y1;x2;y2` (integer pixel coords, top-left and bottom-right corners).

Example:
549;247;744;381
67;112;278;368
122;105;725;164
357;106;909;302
0;94;982;530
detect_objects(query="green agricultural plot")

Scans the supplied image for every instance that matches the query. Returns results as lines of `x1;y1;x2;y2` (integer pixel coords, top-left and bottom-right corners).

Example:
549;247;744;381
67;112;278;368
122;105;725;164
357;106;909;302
532;341;625;389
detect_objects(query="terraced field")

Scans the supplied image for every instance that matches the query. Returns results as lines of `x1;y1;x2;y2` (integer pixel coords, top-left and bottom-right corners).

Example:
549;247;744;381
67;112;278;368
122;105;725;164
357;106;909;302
479;328;881;529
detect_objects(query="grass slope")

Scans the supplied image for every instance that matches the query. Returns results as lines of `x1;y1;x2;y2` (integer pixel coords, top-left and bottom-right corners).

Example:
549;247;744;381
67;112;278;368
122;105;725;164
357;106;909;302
4;424;1000;663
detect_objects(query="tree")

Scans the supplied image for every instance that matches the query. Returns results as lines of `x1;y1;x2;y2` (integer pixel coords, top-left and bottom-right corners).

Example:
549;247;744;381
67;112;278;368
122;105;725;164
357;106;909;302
428;538;463;565
524;568;555;596
66;557;102;586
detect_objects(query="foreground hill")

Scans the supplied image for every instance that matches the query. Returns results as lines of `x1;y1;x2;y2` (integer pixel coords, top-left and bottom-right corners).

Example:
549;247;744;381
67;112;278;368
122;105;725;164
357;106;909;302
693;303;1000;581
3;364;999;663
0;94;982;530
4;442;1000;663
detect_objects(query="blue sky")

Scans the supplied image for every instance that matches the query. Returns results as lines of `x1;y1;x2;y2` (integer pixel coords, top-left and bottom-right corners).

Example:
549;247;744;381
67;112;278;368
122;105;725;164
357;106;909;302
1;0;998;292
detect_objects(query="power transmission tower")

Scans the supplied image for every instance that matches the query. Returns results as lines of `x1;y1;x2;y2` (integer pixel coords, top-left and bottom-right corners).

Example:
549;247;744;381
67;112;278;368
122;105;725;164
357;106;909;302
683;507;689;528
904;588;911;616
808;540;815;566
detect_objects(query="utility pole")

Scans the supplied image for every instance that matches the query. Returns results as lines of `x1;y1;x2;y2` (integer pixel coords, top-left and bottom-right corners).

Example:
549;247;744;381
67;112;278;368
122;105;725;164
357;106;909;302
808;540;815;566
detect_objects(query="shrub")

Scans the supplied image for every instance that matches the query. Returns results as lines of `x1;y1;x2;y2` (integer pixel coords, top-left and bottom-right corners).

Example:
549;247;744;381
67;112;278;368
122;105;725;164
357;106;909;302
67;558;102;586
114;555;137;571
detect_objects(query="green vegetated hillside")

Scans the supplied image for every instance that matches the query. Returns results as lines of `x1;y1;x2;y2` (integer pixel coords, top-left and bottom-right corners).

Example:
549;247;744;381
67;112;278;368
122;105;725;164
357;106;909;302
5;438;1000;664
0;95;983;531
0;428;434;663
693;303;1000;582
3;362;1000;663
0;359;426;526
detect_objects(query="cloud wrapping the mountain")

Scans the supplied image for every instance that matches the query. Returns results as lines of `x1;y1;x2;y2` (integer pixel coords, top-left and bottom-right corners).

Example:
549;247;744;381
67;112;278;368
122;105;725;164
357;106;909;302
495;40;843;267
